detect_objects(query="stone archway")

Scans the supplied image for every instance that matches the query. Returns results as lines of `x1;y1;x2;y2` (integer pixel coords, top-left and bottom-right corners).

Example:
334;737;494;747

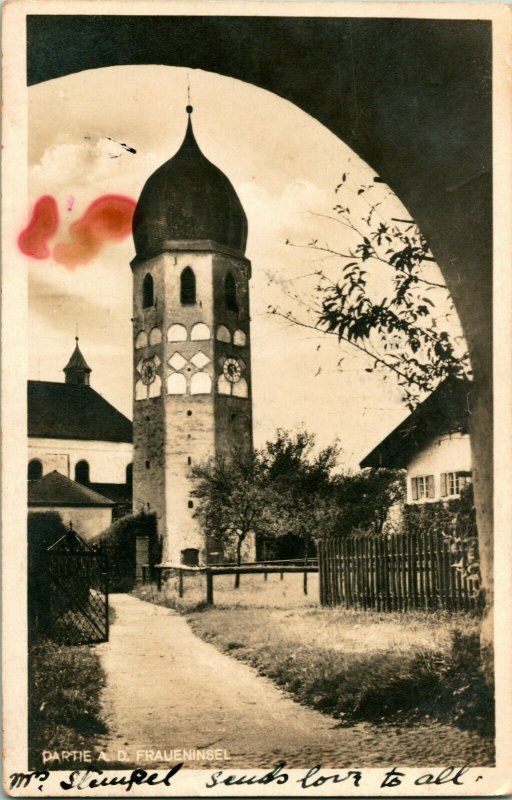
27;14;494;659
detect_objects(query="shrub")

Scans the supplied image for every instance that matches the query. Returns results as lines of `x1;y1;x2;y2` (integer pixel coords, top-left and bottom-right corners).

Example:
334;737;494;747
91;512;160;592
28;512;69;642
402;484;481;594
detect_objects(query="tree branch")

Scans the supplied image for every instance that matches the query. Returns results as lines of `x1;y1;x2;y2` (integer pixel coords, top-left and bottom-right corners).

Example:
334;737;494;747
270;308;426;388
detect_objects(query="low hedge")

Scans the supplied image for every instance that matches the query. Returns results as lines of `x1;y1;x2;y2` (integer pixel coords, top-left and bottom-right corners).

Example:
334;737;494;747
91;512;160;592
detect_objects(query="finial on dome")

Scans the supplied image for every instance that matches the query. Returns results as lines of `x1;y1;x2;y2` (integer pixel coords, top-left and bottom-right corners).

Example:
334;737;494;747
186;73;193;115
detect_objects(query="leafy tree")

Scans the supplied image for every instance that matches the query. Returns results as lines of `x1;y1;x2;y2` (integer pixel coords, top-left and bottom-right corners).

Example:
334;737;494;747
331;468;406;537
190;450;279;587
191;431;341;586
260;430;341;592
271;176;470;409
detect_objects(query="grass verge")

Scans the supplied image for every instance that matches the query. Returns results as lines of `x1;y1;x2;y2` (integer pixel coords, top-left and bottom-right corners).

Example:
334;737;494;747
28;639;108;770
131;582;210;612
186;606;493;737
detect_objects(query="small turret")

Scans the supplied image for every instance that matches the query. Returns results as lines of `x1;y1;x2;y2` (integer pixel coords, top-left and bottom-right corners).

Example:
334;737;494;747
63;338;92;386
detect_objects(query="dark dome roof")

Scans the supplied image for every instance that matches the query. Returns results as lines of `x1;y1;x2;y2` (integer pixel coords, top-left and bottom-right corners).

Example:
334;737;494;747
133;110;248;259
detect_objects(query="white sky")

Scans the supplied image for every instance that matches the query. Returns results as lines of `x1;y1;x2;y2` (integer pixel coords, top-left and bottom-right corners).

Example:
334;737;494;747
28;65;462;469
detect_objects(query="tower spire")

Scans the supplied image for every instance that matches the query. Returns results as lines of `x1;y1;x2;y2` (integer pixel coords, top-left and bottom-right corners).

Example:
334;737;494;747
63;337;92;386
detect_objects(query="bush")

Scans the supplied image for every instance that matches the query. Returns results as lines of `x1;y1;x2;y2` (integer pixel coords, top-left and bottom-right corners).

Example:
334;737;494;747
28;512;69;642
402;484;481;595
91;512;160;592
402;483;477;540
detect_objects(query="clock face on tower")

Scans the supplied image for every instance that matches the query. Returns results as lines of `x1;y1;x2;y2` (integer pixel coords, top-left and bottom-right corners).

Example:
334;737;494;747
223;357;242;383
140;358;157;385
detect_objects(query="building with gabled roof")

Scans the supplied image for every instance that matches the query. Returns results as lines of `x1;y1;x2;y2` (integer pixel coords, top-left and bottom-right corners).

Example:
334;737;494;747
28;340;133;508
360;377;472;504
28;470;114;539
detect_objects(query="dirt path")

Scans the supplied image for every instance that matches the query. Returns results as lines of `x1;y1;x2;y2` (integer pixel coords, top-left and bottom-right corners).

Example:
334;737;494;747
96;594;493;769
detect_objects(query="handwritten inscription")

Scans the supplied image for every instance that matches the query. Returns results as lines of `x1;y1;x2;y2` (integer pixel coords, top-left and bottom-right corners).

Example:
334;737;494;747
60;765;183;791
8;763;478;794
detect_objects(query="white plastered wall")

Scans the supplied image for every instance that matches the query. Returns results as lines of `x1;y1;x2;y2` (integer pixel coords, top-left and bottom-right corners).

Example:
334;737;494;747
28;505;112;540
406;432;471;503
28;438;133;483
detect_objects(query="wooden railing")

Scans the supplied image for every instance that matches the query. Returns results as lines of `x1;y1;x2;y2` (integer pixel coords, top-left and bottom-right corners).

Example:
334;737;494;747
318;532;481;612
147;559;319;604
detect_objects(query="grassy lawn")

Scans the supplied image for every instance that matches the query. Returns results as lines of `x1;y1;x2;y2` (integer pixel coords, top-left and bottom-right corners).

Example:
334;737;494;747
28;639;108;770
187;601;492;736
133;571;321;611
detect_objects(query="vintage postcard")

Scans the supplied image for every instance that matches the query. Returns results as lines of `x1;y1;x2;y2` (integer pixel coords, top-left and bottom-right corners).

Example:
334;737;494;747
2;1;511;796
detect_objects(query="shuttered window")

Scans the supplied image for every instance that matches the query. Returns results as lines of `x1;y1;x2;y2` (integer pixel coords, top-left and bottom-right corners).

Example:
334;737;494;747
411;475;435;501
441;471;472;497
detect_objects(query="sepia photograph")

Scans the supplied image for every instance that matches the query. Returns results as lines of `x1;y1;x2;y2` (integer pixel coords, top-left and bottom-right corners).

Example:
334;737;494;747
2;2;511;796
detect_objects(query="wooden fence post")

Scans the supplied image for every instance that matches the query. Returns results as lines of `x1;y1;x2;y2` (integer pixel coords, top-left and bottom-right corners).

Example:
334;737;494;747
178;569;184;598
206;569;214;606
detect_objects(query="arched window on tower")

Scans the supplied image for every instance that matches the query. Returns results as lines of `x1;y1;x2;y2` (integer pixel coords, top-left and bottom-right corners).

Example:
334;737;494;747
28;459;43;481
225;272;238;312
75;460;90;484
142;274;154;308
126;463;133;486
180;267;196;305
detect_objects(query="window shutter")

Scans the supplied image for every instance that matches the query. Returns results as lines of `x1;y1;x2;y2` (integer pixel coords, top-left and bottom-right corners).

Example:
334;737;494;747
441;473;447;497
426;475;435;498
411;477;418;501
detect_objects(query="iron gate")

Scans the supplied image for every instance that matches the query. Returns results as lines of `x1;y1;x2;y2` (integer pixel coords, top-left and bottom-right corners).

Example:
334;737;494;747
47;527;109;644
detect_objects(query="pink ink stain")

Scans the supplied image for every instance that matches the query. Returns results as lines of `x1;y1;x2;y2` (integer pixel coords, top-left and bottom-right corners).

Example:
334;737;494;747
67;196;75;212
18;195;59;258
53;194;136;269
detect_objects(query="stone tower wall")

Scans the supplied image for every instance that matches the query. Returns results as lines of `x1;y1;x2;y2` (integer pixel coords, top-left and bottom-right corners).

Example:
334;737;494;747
132;248;254;564
132;256;166;529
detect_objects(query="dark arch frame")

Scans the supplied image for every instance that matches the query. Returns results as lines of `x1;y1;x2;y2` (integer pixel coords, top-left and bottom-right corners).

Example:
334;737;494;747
26;13;495;660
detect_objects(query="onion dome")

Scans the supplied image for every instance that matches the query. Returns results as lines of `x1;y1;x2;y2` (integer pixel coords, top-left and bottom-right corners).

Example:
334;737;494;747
133;107;248;259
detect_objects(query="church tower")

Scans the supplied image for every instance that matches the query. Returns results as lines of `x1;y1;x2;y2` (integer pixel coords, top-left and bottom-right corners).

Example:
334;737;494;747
131;107;253;565
63;337;92;386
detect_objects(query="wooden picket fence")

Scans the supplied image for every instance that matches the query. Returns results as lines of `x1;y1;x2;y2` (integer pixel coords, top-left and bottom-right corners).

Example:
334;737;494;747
318;531;481;612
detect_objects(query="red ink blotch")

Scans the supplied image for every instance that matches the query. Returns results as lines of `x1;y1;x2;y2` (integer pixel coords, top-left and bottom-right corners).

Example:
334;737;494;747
18;195;59;259
53;194;136;268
